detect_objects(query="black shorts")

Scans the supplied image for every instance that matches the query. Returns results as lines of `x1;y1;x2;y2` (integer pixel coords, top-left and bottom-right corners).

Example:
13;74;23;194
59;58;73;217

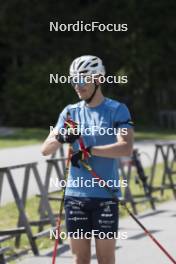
64;196;119;239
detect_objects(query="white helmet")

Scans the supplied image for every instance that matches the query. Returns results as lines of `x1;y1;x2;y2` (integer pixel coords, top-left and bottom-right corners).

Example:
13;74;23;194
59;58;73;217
69;55;105;77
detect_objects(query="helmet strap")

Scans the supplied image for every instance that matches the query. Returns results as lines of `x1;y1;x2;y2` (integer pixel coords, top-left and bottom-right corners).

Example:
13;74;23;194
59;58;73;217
85;82;99;104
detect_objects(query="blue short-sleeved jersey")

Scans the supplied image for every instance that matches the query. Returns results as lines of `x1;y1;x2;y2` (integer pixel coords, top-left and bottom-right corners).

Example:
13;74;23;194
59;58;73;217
55;97;133;198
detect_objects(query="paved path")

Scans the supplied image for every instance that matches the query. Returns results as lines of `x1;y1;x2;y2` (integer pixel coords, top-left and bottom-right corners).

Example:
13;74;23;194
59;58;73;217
18;200;176;264
0;140;175;205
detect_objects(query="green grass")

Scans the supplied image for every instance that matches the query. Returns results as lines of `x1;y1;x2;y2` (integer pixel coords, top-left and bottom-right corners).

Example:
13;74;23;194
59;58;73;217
0;128;48;149
0;126;175;149
135;126;176;141
0;162;175;262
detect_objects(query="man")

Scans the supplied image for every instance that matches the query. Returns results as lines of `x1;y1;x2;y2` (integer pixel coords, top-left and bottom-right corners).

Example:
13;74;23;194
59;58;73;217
41;55;133;264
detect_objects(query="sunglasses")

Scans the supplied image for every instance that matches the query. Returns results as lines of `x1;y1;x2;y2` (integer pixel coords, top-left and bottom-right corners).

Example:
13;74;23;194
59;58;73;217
70;76;92;88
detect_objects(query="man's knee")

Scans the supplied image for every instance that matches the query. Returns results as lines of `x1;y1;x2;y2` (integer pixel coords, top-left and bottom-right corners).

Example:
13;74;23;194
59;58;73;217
73;253;91;264
70;237;91;264
97;253;115;264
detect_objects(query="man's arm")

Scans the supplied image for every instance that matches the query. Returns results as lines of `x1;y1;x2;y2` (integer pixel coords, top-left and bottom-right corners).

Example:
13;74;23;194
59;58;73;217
91;128;134;158
41;130;62;156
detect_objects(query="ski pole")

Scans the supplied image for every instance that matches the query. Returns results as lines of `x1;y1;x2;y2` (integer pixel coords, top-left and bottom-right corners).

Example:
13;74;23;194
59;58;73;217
52;144;72;262
80;160;176;264
65;117;176;264
52;145;72;264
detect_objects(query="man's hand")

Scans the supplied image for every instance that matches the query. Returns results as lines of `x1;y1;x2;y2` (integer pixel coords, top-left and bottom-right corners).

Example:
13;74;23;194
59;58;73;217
56;118;81;144
71;147;91;168
41;130;61;156
56;132;80;144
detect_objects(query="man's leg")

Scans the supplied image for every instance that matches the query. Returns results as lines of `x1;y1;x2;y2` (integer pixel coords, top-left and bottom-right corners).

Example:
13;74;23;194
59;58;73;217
69;238;91;264
95;238;116;264
64;196;92;264
91;199;119;264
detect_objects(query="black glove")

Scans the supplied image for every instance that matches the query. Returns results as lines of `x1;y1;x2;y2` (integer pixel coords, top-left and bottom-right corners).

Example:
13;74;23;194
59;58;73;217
56;132;80;144
56;118;81;144
71;147;92;168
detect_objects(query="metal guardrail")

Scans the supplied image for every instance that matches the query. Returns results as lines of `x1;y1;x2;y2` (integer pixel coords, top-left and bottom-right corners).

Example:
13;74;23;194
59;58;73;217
150;142;176;197
0;162;55;257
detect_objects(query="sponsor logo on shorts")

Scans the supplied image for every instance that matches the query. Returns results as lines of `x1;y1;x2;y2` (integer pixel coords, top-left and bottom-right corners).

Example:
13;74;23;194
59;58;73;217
98;220;115;224
100;201;116;207
68;217;88;222
69;210;85;215
101;213;113;217
103;205;111;213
